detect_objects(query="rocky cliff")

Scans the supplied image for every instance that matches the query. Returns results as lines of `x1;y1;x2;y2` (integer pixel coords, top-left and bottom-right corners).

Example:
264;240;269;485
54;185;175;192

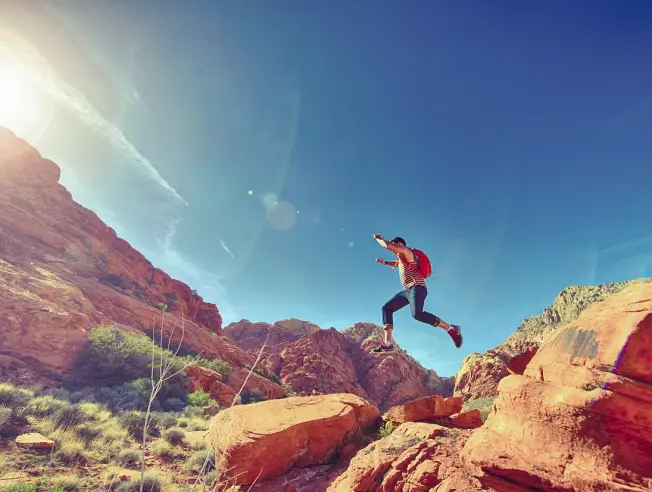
0;126;452;411
225;320;455;411
454;278;651;401
0;126;256;384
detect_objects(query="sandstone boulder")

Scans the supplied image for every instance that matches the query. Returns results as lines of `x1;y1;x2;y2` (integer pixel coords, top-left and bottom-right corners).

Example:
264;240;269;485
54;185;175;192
462;281;652;491
225;367;287;401
383;395;462;426
449;409;483;429
209;393;380;486
15;432;54;450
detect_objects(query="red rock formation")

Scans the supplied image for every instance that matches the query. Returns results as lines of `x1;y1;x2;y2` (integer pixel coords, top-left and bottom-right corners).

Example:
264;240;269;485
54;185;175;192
462;281;652;491
224;319;320;351
185;364;239;407
0;126;258;384
454;279;650;401
328;423;487;491
209;393;380;487
382;395;462;426
226;321;455;412
225;367;288;401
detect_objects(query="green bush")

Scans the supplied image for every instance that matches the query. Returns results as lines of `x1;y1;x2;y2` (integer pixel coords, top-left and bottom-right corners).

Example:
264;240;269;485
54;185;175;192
26;395;68;418
118;449;141;468
116;472;163;492
119;411;161;439
52;404;87;431
379;420;394;438
73;423;101;444
163;427;186;446
181;355;230;378
72;326;188;405
185;449;215;473
186;390;216;409
0;384;31;412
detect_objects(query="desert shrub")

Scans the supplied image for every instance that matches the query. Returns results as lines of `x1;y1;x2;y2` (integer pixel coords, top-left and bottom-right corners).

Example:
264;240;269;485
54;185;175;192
185;449;215;473
55;439;87;465
118;449;141;468
0;484;37;492
119;411;161;439
186;390;216;409
72;384;147;413
52;473;81;491
26;395;68;418
52;404;87;431
0;406;13;437
77;401;111;421
176;417;189;428
241;388;265;404
462;395;498;422
0;384;31;412
180;355;230;378
163;427;186;445
74;325;184;388
282;384;296;397
162;398;185;412
182;405;203;418
38;387;70;401
151;440;183;460
379;420;394;438
116;472;163;492
187;417;208;432
73;422;101;444
152;411;178;429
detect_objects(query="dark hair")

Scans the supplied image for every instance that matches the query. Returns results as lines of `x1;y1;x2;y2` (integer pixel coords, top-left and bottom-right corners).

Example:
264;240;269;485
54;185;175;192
390;236;406;246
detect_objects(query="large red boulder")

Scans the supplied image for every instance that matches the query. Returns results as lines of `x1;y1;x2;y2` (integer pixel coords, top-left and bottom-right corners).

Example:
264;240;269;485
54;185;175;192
209;393;380;486
462;282;652;491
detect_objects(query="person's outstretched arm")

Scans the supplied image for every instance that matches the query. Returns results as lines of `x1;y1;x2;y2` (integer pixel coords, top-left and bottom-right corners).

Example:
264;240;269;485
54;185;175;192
372;233;408;254
376;258;398;267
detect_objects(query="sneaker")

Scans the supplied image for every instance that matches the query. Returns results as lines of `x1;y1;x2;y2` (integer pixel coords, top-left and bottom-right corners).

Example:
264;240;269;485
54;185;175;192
372;342;394;353
448;325;463;348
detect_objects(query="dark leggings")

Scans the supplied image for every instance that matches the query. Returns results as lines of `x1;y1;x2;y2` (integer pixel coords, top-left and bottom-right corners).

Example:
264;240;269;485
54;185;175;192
382;285;441;326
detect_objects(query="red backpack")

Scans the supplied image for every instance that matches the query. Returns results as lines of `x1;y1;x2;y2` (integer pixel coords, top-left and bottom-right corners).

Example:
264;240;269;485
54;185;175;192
410;248;433;278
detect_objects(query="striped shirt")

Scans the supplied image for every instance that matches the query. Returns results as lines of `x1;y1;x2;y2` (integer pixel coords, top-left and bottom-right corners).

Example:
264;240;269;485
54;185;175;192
397;252;426;289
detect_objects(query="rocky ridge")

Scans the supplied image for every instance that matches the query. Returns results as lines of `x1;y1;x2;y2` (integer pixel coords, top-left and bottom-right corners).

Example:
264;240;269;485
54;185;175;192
0;126;256;386
225;320;455;411
454;278;651;401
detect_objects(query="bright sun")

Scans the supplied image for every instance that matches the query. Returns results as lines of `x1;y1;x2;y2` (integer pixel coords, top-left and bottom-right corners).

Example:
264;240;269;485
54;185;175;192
0;54;50;138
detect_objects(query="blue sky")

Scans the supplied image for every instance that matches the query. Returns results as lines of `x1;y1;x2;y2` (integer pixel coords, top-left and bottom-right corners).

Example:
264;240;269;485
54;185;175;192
1;1;651;376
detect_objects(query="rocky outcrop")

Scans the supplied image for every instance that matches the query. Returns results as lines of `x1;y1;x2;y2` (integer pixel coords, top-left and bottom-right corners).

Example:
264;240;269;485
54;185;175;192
15;432;54;450
209;393;380;487
382;395;462;426
225;367;288;401
0;126;258;385
224;319;321;351
226;320;455;412
185;364;239;407
462;281;652;491
328;422;487;491
454;278;651;401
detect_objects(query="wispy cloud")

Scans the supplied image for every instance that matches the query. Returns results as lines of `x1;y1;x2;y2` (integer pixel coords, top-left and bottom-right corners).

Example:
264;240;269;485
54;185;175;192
218;238;235;259
0;28;187;206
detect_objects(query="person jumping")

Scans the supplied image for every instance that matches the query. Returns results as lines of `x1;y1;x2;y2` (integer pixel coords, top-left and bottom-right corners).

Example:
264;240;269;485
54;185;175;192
371;233;463;353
